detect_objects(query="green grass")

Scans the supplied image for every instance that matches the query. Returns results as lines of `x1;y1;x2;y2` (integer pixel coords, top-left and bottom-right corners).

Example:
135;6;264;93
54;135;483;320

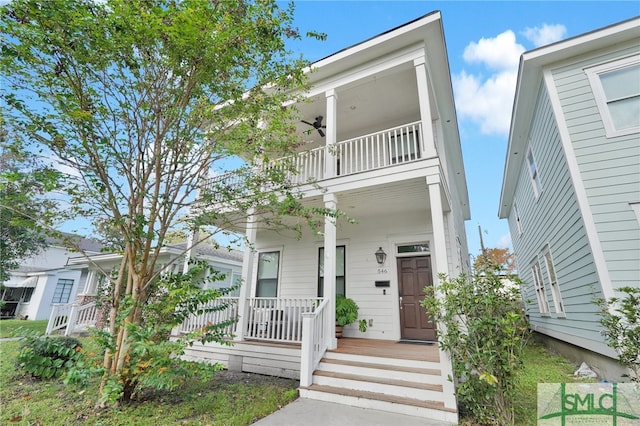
0;320;48;338
0;338;298;425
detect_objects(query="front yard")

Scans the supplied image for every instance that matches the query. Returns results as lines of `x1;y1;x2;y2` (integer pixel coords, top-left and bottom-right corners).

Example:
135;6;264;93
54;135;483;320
0;331;593;425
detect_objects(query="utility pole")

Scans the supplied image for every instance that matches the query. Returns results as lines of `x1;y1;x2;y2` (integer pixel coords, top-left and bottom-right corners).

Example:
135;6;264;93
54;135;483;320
478;224;486;255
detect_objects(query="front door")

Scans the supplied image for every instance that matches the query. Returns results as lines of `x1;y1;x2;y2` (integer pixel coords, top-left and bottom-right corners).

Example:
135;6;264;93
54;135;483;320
397;256;436;341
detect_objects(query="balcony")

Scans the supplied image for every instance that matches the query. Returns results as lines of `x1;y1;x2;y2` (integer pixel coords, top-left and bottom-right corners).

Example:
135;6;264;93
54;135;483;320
202;121;427;199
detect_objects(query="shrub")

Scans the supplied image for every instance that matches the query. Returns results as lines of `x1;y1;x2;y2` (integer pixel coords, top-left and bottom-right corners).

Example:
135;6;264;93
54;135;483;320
596;286;640;382
16;332;83;379
421;262;529;425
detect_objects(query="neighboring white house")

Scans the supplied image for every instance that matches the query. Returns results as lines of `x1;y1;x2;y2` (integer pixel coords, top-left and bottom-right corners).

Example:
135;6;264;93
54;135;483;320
182;11;469;423
499;17;640;381
46;243;244;336
1;235;102;321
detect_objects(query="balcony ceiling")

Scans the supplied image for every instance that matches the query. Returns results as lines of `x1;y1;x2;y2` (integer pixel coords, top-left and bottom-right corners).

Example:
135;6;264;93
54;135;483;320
295;65;421;150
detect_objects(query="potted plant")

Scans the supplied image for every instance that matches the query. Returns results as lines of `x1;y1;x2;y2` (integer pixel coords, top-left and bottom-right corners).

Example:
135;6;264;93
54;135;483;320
335;295;367;337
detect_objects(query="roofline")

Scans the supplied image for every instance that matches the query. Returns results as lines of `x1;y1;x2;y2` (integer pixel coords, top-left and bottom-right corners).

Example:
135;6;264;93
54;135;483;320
498;16;640;218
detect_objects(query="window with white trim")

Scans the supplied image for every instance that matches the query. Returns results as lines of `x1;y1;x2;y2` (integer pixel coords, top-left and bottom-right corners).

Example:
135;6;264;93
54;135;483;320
543;245;564;316
531;260;549;315
256;251;279;297
586;56;640;137
52;278;74;303
513;202;523;235
527;148;542;198
21;287;34;303
318;246;346;297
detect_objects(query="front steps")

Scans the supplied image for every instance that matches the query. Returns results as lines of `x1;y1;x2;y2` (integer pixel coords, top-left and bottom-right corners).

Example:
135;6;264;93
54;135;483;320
299;349;458;423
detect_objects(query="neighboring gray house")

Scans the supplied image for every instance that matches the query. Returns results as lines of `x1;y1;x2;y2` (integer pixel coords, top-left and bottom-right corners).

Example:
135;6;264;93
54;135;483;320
499;17;639;380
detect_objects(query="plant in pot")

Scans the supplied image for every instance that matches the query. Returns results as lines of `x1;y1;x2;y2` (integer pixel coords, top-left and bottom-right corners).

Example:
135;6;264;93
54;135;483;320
335;295;367;337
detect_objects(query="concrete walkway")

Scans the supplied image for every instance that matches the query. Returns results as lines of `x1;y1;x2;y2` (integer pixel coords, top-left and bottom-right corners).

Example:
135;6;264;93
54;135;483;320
252;398;454;426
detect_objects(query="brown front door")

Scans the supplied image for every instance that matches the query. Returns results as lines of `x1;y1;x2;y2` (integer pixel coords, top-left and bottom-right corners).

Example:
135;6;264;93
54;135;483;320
397;256;436;341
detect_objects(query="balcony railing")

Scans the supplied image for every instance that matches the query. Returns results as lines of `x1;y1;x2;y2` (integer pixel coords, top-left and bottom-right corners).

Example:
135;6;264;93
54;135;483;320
201;121;425;198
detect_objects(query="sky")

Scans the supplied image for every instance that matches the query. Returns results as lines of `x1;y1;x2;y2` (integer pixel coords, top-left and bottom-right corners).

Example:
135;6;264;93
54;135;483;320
281;0;639;257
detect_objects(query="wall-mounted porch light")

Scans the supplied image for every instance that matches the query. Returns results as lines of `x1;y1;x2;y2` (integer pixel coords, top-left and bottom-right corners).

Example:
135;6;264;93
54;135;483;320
375;247;387;265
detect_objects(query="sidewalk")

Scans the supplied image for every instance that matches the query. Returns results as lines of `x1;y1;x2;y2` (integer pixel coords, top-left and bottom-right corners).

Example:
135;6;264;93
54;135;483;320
252;398;454;426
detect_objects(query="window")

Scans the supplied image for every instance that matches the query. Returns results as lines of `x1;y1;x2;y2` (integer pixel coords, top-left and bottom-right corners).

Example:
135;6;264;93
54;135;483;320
586;56;640;137
543;246;564;316
513;202;523;235
397;243;430;254
256;252;279;297
531;261;549;315
52;279;74;303
21;288;34;303
390;130;421;164
318;246;345;297
527;148;542;197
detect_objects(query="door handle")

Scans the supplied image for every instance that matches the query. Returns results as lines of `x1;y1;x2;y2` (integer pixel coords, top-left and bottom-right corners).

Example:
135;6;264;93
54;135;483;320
399;296;403;310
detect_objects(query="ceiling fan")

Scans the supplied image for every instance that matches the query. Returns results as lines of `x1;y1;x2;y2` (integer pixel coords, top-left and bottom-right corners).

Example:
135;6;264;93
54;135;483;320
301;116;326;137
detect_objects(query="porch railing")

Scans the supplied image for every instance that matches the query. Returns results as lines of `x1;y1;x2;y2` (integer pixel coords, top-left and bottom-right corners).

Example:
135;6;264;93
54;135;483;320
46;302;99;336
178;297;239;336
245;297;323;343
299;297;330;387
200;121;425;197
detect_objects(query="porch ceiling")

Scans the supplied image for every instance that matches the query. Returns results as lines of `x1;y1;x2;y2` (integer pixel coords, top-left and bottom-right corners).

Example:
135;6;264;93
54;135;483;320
295;65;421;150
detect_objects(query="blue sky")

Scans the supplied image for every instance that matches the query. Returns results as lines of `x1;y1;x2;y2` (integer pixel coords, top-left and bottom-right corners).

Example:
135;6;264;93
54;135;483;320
282;1;639;257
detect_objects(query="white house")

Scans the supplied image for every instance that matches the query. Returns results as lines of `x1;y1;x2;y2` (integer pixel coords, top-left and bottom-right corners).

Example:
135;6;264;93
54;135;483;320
1;235;102;321
46;243;243;336
499;17;639;381
182;12;470;423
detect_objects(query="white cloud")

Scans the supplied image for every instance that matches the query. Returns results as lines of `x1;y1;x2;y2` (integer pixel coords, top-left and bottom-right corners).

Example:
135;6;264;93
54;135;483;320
462;30;524;72
522;24;567;48
496;233;512;249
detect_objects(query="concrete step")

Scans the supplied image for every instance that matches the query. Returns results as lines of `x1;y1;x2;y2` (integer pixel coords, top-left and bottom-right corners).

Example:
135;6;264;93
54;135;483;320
318;357;442;384
313;370;444;400
299;385;458;423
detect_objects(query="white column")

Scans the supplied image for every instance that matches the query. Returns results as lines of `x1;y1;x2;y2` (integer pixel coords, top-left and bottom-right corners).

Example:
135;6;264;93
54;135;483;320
324;89;338;178
323;193;338;350
427;175;457;411
414;56;437;159
234;210;257;341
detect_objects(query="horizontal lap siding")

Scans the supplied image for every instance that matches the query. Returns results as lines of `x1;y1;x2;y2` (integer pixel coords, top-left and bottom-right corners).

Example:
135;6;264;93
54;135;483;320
510;85;606;351
552;44;640;289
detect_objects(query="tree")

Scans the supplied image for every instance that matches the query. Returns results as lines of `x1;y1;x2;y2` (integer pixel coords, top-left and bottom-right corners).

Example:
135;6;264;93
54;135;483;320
474;247;516;274
0;124;60;283
1;0;328;405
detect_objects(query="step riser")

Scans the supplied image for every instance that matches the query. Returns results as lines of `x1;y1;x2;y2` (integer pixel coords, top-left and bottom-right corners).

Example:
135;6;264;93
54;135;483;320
323;351;440;370
312;376;444;401
317;362;441;384
299;388;457;424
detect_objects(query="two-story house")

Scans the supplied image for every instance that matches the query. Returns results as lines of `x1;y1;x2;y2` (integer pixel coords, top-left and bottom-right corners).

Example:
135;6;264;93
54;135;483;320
499;17;639;381
182;12;469;422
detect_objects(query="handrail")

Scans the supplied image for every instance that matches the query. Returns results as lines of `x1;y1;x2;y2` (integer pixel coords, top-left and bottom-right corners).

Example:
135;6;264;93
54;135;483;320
244;297;323;343
299;297;330;387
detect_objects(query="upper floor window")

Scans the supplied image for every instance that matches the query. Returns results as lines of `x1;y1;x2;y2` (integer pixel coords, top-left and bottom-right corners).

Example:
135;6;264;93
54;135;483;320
513;202;523;235
527;148;542;198
586;56;640;137
256;251;279;297
52;278;74;304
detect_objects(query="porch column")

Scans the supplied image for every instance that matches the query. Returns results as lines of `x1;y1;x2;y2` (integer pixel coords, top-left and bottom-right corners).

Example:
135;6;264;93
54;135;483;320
324;89;338;179
414;56;437;159
426;175;457;411
323;193;338;350
234;209;257;341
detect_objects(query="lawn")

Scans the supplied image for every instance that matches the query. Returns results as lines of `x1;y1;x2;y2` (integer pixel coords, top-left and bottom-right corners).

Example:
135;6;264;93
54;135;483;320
0;338;298;426
0;320;48;338
1;335;592;425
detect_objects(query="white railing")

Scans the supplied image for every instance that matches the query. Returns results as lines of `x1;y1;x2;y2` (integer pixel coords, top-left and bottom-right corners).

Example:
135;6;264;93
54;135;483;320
284;146;325;185
179;297;239;336
245;297;323;343
46;302;99;336
299;297;330;387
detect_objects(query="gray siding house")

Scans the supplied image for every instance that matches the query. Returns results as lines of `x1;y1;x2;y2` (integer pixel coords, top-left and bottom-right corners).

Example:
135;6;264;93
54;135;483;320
499;17;639;380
